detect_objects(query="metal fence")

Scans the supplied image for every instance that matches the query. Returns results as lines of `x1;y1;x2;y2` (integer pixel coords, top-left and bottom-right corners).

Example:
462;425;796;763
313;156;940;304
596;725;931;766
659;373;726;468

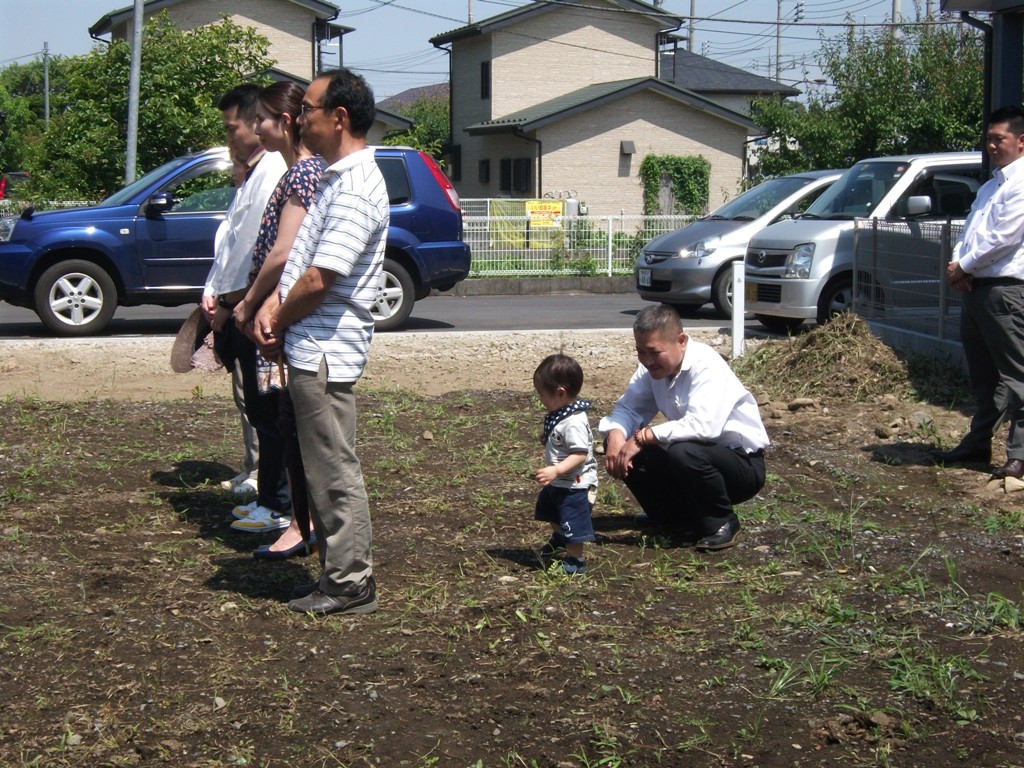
461;201;693;277
852;219;964;358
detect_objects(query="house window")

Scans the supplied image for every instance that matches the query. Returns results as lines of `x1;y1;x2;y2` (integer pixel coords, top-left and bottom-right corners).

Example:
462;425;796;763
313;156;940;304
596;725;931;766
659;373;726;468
512;158;532;193
499;158;531;194
479;159;490;184
450;145;462;182
499;158;512;192
481;61;491;100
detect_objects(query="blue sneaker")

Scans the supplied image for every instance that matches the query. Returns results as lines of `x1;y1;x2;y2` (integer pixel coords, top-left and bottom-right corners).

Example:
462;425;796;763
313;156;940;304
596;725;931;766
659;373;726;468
540;533;569;557
560;556;587;575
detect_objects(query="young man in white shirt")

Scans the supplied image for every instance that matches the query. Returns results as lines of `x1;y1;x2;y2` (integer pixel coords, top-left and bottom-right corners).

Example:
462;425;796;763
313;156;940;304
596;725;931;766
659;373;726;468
934;106;1024;479
600;304;769;551
202;84;290;526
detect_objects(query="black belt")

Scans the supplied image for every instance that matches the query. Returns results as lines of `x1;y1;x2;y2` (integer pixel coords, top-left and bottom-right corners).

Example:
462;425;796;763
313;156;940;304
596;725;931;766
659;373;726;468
972;277;1024;287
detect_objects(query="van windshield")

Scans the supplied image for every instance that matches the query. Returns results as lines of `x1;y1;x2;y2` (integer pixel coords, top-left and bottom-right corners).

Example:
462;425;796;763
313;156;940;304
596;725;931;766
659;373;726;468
705;176;813;221
802;161;908;219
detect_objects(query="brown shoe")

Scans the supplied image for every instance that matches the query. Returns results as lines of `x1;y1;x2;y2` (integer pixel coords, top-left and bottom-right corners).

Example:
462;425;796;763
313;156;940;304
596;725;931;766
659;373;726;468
992;458;1024;480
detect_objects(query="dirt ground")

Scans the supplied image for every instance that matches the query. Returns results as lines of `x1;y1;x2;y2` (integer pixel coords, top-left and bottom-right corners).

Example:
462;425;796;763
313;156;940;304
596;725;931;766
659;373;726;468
4;322;1024;767
0;328;653;403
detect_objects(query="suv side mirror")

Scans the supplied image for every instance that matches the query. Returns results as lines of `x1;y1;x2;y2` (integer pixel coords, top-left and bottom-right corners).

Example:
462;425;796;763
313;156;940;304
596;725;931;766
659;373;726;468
905;195;932;217
146;192;174;217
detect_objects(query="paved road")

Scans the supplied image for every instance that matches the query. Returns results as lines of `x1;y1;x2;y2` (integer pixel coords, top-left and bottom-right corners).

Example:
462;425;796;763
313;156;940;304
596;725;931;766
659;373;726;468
0;294;763;338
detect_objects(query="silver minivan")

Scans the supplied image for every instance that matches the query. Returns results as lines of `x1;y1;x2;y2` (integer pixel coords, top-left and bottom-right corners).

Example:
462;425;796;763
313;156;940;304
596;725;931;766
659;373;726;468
744;152;983;332
634;170;842;316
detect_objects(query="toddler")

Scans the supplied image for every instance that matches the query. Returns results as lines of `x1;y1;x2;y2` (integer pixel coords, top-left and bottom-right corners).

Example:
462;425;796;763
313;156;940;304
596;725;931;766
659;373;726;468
532;354;598;574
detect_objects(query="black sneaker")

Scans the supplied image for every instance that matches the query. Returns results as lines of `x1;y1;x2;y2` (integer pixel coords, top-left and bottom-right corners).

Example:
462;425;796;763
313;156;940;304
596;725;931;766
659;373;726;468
540;533;569;557
287;577;378;616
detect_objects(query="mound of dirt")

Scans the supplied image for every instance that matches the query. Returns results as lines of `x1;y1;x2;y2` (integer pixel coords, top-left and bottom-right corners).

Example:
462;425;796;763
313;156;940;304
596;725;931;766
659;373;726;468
735;312;925;403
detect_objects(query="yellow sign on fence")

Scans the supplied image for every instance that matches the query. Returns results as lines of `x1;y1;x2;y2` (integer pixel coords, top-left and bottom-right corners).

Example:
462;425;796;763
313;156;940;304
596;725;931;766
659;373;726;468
525;200;563;228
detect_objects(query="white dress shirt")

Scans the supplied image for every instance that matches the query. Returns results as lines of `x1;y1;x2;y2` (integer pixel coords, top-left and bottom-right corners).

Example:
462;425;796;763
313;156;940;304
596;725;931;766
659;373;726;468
203;150;287;297
955;154;1024;280
598;340;770;454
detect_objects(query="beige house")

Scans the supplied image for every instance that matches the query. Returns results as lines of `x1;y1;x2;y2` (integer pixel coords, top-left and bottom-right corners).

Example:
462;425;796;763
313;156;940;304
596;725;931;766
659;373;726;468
90;0;345;82
430;0;778;215
89;0;411;140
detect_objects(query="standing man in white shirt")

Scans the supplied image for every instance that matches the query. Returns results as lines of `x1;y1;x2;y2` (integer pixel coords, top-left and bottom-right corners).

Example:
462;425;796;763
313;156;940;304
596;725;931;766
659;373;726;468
599;305;769;551
933;106;1024;479
201;84;288;516
253;68;389;616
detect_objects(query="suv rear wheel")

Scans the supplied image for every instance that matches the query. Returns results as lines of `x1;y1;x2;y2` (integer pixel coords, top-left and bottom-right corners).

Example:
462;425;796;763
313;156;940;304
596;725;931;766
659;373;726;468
34;260;117;336
371;257;415;331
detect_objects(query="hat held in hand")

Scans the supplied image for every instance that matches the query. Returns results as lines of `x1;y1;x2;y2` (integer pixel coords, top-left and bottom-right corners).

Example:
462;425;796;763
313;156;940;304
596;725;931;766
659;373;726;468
170;307;222;373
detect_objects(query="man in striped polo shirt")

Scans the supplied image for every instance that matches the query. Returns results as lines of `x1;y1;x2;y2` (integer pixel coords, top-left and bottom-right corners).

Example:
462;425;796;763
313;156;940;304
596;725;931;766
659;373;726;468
254;68;389;616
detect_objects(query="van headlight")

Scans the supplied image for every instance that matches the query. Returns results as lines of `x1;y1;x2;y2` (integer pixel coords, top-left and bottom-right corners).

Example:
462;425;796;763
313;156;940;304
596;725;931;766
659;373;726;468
784;242;814;278
693;237;719;259
0;216;16;242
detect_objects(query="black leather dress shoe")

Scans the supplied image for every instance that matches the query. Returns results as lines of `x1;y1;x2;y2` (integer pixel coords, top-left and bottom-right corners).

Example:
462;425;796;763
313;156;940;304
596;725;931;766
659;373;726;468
695;518;741;551
929;444;991;466
288;577;378;616
291;581;320;599
992;458;1024;479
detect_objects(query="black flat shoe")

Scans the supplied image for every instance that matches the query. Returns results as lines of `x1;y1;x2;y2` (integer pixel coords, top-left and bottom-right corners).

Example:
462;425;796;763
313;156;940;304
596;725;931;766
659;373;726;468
253;533;317;561
695;519;741;551
929;444;991;466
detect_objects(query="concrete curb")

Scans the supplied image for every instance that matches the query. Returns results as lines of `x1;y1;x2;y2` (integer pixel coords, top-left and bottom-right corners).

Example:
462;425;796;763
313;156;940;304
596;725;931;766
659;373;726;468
436;275;633;297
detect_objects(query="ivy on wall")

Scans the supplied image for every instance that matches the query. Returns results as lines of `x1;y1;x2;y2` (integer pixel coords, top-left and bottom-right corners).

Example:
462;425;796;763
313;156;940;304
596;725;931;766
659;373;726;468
639;154;710;215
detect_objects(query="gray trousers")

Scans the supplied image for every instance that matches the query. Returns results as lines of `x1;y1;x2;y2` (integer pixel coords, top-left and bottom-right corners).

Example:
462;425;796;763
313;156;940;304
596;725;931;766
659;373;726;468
231;362;259;475
959;281;1024;459
288;362;373;596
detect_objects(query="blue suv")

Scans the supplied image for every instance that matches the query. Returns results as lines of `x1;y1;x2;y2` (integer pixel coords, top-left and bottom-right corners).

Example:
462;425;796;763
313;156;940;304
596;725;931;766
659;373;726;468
0;146;471;334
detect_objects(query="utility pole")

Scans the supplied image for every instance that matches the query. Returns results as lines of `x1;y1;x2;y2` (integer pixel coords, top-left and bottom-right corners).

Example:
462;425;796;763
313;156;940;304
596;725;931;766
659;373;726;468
468;0;472;23
43;42;49;130
688;0;695;52
776;0;782;81
775;1;803;82
125;0;143;183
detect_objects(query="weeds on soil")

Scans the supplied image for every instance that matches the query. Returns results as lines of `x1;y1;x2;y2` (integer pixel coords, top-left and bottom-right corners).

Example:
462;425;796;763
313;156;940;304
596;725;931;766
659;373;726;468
0;325;1022;767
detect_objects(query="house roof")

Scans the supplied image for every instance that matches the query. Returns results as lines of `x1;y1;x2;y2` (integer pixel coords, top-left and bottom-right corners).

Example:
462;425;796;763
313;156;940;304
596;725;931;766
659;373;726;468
464;77;757;135
375;108;414;131
659;50;799;96
430;0;683;45
377;84;450;114
90;0;340;37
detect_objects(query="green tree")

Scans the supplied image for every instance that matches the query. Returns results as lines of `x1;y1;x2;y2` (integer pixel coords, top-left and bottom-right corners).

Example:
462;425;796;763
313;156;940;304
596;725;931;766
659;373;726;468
26;12;272;200
749;22;984;176
381;92;449;160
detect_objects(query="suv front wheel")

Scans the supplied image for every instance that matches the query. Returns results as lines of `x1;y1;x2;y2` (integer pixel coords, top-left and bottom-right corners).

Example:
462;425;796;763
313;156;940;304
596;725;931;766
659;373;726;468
34;260;118;336
371;257;415;331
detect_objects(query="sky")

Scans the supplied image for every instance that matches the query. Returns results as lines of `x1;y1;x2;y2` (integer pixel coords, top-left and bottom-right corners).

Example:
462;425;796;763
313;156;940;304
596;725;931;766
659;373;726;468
0;0;934;100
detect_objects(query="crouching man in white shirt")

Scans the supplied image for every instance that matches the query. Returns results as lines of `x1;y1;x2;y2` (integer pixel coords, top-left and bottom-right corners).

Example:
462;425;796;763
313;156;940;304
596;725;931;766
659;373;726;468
599;304;769;551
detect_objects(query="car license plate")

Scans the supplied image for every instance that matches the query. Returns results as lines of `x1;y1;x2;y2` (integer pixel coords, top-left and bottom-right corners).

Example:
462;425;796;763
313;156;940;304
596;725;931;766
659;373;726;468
745;282;757;302
638;269;651;288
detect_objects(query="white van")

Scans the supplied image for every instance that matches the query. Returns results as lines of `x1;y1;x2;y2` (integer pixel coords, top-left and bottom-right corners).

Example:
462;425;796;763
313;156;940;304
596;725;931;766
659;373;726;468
744;152;983;332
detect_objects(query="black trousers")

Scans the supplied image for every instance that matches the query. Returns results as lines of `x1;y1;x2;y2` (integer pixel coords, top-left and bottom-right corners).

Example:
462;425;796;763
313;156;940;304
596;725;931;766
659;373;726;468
959;282;1024;459
215;322;290;512
623;441;765;535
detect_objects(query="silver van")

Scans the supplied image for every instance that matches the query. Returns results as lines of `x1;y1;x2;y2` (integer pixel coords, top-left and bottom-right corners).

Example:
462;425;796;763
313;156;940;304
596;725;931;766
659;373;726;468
635;170;841;316
744;152;983;332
